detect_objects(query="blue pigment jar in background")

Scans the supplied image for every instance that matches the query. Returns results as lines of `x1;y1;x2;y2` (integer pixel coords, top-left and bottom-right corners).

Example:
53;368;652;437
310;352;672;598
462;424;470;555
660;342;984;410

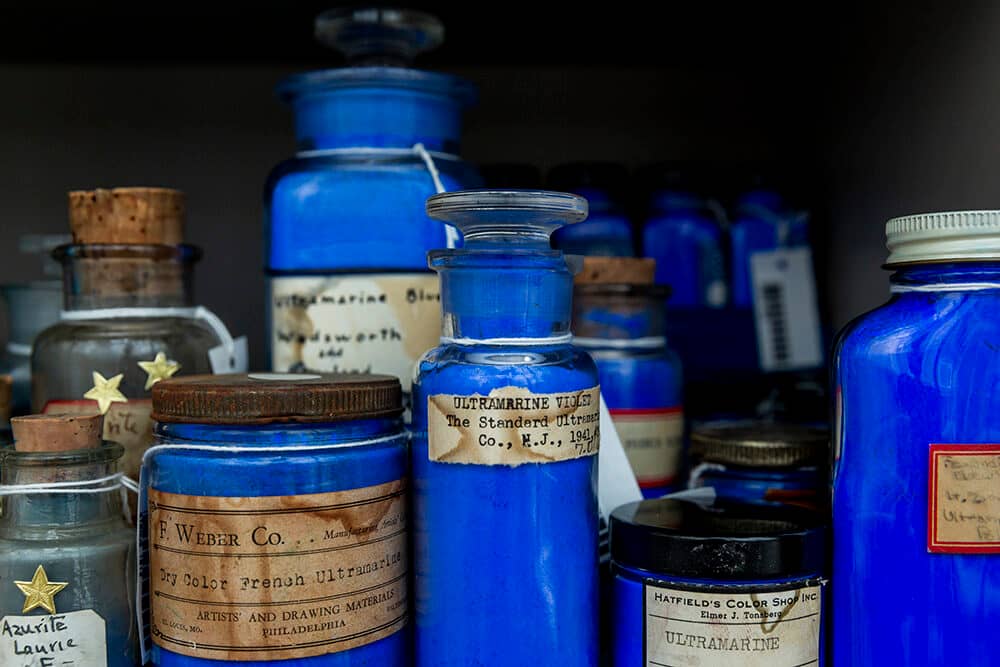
548;162;635;256
833;211;1000;666
610;497;827;667
688;421;828;509
266;8;479;396
573;257;684;497
412;190;601;666
142;373;408;666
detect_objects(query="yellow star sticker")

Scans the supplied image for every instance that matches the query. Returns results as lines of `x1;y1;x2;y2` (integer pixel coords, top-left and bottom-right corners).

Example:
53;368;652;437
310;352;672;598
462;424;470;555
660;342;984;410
138;352;181;390
15;565;68;614
83;371;128;415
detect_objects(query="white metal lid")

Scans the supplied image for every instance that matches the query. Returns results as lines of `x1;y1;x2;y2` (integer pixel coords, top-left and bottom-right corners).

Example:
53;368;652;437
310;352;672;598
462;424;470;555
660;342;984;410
886;210;1000;266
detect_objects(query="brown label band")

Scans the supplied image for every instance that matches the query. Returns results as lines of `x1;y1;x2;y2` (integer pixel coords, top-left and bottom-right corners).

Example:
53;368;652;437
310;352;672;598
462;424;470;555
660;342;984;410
428;385;600;465
928;444;1000;553
148;479;408;661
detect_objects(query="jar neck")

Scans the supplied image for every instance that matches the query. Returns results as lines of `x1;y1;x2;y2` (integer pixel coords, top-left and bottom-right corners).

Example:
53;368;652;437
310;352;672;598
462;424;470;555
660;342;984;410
889;261;1000;289
572;291;666;341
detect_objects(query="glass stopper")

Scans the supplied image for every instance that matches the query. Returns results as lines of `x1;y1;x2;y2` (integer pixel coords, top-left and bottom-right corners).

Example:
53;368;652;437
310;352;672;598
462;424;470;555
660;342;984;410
315;7;445;66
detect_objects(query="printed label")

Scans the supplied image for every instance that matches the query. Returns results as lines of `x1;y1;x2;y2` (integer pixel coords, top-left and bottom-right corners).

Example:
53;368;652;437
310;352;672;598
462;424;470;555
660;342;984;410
644;583;822;667
928;444;1000;553
427;386;600;465
270;274;441;392
43;399;152;480
610;407;684;489
1;610;108;667
148;480;408;661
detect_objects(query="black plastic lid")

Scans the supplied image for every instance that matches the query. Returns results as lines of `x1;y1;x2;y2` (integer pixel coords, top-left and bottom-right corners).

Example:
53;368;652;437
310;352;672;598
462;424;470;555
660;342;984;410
610;498;827;580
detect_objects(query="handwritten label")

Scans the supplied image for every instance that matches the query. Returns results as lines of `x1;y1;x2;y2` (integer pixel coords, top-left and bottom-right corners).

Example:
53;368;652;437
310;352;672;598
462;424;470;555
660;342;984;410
147;480;407;661
270;274;441;393
1;610;107;667
928;444;1000;553
610;407;684;489
427;386;600;465
42;399;152;481
644;583;822;667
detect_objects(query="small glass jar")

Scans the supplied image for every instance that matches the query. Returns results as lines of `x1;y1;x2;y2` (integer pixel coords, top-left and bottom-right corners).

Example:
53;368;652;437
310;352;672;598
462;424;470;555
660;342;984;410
573;268;684;497
688;421;828;508
144;372;408;666
610;497;827;667
412;190;600;665
0;441;139;665
548;162;634;257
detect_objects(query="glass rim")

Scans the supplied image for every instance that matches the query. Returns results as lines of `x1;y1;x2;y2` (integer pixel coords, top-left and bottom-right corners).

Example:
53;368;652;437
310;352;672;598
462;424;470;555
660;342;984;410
53;243;202;263
1;442;125;468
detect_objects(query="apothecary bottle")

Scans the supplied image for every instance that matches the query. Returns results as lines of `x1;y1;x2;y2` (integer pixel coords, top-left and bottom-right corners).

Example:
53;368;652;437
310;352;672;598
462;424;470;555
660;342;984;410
267;7;480;396
0;413;139;666
833;211;1000;665
548;162;634;256
412;190;601;665
143;372;408;666
31;188;232;483
572;257;684;497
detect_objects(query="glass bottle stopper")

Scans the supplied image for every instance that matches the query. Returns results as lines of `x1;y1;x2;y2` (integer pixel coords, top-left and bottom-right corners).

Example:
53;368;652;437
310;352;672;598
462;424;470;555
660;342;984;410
314;7;445;66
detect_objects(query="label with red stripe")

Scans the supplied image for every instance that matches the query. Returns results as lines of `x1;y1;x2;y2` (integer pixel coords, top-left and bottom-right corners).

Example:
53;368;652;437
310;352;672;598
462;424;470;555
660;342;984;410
609;406;683;489
928;443;1000;554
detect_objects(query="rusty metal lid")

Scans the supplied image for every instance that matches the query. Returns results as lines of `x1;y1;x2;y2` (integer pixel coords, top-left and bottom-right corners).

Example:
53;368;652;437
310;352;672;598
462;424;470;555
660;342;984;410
690;421;829;468
152;373;403;425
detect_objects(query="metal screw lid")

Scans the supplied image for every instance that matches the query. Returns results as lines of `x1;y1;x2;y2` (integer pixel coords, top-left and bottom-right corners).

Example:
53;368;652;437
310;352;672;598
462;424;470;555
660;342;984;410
152;373;403;425
690;421;828;468
886;210;1000;266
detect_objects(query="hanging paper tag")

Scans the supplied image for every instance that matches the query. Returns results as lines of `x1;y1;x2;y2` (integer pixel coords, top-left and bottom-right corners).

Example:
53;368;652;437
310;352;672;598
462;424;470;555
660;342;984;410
749;247;823;372
208;336;249;374
598;394;643;522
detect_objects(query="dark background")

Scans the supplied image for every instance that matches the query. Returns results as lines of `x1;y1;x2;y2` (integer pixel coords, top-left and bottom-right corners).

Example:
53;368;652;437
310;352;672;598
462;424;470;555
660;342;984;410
0;2;996;369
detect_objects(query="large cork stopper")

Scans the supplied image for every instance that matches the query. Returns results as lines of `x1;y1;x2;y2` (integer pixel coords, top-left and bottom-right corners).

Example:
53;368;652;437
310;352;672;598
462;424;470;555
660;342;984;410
68;187;185;245
575;257;656;285
11;413;104;453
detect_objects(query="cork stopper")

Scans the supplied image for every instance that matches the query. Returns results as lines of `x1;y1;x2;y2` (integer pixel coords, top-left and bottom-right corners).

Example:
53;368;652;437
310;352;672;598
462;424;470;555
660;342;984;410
11;413;104;453
575;257;656;285
68;188;185;245
0;375;12;425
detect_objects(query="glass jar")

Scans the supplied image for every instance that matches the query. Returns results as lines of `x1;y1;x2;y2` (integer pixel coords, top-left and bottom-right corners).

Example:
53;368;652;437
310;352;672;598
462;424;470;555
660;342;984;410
143;372;408;666
573;273;684;497
688;421;828;509
266;7;480;398
412;190;600;665
32;243;223;482
832;211;1000;666
0;442;139;665
548;162;634;256
610;497;827;667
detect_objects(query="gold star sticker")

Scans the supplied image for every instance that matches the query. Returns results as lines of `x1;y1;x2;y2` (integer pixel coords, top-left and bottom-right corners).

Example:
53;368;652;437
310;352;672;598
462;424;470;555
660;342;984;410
83;371;128;415
15;565;68;614
138;352;181;390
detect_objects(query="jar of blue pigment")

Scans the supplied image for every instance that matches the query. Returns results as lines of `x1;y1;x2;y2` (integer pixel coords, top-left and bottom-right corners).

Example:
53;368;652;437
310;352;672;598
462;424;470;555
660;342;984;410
573;257;684;497
412;189;601;666
142;373;408;666
833;210;1000;665
688;421;828;509
610;497;827;667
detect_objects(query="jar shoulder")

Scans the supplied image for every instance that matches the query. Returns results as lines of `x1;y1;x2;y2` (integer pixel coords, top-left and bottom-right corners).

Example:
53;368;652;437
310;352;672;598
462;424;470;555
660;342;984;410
35;318;221;349
415;344;599;394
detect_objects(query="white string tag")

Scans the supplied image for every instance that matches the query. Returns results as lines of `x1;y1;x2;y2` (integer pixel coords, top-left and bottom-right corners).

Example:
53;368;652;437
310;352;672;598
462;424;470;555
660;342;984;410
598;393;642;522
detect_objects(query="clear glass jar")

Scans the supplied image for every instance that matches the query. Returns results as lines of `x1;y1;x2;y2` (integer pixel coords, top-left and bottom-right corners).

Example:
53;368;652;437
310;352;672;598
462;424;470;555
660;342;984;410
412;190;600;666
0;442;139;665
0;282;62;427
266;8;480;397
32;244;222;481
573;281;684;497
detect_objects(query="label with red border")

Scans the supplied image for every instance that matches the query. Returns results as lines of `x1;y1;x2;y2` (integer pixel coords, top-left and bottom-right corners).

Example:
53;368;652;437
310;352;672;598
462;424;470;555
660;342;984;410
609;406;683;489
928;444;1000;553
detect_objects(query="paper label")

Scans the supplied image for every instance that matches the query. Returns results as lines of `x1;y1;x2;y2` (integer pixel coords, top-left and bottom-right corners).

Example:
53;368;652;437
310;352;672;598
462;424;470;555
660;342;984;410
1;610;108;667
598;395;643;523
749;247;823;372
270;274;441;392
610;407;684;489
208;336;249;374
43;399;152;480
928;444;1000;553
644;583;822;667
427;385;600;465
147;480;408;661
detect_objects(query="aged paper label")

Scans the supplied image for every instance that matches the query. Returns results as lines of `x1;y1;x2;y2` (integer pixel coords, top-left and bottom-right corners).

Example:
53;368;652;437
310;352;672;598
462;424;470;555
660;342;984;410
610;407;684;489
148;480;407;661
1;610;108;667
42;399;153;480
270;274;441;392
929;444;1000;553
428;385;600;465
644;584;822;666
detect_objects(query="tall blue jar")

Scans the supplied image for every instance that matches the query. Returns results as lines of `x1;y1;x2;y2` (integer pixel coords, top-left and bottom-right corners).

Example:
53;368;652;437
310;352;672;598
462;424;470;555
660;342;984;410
266;8;479;398
610;497;827;667
412;190;601;666
548;162;634;256
142;373;408;666
572;258;684;497
833;210;1000;665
